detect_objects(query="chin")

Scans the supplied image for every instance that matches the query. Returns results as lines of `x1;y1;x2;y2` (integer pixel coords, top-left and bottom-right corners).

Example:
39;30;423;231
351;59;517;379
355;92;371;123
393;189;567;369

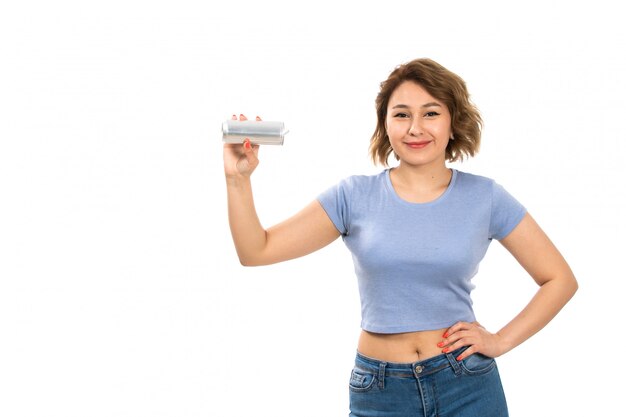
399;155;439;167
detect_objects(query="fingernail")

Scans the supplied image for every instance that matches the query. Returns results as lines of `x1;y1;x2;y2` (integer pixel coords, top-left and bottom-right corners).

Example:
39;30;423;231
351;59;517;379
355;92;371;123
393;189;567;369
244;139;251;149
437;342;444;348
456;355;463;361
442;347;450;353
443;332;449;338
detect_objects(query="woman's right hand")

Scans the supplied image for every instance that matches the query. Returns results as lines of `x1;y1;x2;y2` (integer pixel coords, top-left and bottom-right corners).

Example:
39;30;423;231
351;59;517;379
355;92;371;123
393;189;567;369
223;114;261;180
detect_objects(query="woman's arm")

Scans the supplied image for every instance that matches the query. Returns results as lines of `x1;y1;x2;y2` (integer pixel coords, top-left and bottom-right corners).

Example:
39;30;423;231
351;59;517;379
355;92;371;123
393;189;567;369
491;212;578;354
227;180;340;266
224;114;340;266
441;213;578;359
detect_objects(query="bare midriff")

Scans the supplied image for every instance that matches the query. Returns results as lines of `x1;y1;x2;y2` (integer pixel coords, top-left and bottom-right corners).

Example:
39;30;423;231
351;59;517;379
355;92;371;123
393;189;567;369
358;328;448;363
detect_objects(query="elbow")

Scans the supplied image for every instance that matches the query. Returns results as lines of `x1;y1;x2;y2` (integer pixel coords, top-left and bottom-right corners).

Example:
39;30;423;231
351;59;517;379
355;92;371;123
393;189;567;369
539;271;578;301
555;271;579;301
238;256;258;267
237;253;266;267
233;246;263;267
234;241;276;267
568;273;579;299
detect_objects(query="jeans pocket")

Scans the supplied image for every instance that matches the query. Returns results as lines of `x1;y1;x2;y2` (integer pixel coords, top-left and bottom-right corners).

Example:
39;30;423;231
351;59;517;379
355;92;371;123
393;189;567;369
349;369;377;392
459;353;496;376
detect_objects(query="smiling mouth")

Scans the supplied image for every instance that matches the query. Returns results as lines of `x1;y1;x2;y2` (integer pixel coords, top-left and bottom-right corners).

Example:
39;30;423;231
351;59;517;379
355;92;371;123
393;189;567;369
405;141;431;149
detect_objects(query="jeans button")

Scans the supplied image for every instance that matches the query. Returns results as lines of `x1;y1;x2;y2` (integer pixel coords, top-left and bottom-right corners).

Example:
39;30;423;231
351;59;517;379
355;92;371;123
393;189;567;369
415;365;423;374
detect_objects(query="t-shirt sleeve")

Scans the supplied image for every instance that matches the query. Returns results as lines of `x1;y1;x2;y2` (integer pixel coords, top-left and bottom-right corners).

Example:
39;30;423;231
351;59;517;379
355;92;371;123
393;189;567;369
489;181;527;240
316;178;351;236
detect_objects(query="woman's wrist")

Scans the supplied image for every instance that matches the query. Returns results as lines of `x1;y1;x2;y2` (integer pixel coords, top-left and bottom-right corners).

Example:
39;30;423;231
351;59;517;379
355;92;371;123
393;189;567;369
225;173;252;189
494;330;516;356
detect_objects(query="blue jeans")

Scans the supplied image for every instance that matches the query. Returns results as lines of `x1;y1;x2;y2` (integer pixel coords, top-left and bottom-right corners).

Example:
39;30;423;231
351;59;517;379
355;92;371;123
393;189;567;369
349;347;508;416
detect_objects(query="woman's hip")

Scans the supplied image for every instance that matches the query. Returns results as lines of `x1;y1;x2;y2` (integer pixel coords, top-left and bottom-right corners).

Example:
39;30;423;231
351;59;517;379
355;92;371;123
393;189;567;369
348;348;508;417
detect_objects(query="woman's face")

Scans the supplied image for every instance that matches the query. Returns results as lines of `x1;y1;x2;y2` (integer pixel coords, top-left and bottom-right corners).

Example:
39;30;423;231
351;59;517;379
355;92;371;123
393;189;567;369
385;81;453;169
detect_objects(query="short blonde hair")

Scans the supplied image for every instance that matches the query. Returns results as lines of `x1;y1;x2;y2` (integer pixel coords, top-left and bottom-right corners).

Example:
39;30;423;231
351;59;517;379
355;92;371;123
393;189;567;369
369;58;483;166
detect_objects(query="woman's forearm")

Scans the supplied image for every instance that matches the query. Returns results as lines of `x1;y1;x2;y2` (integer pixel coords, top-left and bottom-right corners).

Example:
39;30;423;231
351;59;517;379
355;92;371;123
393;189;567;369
226;176;267;265
496;273;578;355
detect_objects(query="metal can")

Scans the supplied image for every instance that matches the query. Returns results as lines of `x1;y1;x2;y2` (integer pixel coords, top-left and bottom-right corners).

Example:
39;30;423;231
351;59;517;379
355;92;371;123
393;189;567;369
222;120;288;145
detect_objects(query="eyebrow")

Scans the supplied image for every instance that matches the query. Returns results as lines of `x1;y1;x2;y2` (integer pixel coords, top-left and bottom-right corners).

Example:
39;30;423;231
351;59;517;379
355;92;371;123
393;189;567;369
391;102;442;109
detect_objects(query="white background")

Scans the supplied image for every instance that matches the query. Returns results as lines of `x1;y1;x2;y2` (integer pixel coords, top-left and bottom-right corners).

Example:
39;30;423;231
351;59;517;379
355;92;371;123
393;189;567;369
1;1;624;416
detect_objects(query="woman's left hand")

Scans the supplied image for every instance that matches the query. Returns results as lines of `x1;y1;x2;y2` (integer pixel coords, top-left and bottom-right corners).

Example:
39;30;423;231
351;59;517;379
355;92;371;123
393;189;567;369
438;321;504;361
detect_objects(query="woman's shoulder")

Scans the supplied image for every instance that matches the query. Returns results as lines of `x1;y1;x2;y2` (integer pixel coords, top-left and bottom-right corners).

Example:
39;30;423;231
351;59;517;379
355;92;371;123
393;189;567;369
334;169;388;191
454;169;498;195
455;169;497;185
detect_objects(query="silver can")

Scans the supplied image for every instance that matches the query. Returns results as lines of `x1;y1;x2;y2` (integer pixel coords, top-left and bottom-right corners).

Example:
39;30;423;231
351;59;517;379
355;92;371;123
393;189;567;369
222;120;288;145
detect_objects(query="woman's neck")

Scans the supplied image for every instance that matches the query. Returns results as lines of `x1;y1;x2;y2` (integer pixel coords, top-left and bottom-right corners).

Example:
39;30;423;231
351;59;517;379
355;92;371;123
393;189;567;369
391;162;452;193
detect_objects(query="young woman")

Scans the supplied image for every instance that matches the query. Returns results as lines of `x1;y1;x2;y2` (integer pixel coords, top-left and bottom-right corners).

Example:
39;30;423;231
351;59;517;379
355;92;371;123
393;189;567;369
223;58;577;416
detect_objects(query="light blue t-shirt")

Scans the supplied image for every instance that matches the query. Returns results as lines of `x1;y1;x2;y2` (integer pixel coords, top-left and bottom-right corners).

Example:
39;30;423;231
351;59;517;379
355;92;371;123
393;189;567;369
317;168;527;334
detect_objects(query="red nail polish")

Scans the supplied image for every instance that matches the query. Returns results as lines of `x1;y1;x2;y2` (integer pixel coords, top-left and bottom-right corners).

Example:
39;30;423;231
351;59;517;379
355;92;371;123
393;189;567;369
456;355;463;361
437;342;444;348
442;347;449;353
443;332;449;338
244;140;251;150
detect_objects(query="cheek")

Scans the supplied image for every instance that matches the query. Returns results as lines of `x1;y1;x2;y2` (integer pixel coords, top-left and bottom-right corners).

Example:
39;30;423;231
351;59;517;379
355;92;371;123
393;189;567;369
386;122;404;139
430;124;451;141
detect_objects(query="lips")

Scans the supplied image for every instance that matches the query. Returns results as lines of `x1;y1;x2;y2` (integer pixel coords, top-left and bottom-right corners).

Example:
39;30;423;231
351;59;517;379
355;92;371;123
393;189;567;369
405;141;431;149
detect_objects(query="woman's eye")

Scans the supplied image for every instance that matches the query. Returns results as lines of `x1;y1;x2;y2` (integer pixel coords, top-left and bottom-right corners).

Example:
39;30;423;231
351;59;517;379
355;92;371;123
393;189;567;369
424;111;440;117
394;113;409;118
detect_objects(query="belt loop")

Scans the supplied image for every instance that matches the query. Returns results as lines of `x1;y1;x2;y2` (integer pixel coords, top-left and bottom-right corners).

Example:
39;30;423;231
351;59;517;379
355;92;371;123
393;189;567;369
377;362;387;389
446;353;462;376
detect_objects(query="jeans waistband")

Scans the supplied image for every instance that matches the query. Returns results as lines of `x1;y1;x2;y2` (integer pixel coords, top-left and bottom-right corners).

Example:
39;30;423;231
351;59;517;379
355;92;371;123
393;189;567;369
354;346;468;379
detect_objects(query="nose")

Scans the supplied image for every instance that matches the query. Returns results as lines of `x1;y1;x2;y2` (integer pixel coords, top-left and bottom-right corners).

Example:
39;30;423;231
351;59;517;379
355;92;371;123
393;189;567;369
409;120;423;136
